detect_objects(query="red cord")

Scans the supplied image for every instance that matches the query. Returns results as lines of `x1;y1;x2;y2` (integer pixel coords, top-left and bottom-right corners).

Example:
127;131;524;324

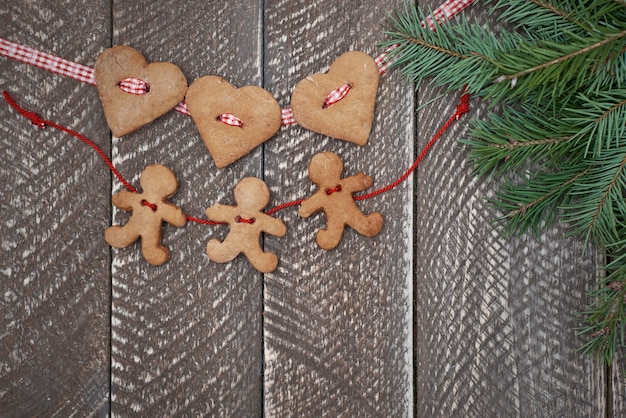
2;89;469;222
2;91;138;194
354;89;469;201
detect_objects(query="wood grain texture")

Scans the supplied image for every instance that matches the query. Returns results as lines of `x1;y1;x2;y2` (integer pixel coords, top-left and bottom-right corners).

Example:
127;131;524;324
109;0;265;415
414;1;606;416
2;1;621;416
612;350;626;417
0;1;111;415
262;0;414;416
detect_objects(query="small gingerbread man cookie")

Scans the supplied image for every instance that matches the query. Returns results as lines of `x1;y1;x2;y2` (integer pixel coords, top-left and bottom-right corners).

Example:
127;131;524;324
299;151;383;250
205;177;287;272
105;164;186;265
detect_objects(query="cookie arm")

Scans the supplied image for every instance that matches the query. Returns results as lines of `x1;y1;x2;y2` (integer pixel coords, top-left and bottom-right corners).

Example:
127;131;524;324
261;215;287;237
111;189;138;211
160;203;187;227
342;172;373;193
298;192;324;218
206;203;236;223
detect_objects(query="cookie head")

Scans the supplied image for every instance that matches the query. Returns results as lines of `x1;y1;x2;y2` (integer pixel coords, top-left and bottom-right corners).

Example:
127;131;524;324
139;164;179;196
234;177;270;211
308;151;343;185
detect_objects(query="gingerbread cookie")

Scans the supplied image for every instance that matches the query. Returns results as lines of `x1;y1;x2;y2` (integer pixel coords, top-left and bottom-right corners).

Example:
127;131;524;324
205;177;286;272
105;164;186;265
298;152;383;250
186;76;282;168
94;45;188;137
290;51;379;145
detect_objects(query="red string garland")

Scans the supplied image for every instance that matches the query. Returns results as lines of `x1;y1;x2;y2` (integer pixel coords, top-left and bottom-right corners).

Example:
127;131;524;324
2;89;469;224
2;89;470;221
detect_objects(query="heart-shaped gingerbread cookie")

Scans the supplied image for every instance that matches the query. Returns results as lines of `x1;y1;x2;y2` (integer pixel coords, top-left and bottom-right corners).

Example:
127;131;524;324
94;45;187;137
290;51;379;145
185;76;282;168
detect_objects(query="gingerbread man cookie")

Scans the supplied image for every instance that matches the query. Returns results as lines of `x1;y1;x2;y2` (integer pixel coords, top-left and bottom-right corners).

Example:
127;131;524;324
105;164;186;265
299;152;383;250
205;177;287;272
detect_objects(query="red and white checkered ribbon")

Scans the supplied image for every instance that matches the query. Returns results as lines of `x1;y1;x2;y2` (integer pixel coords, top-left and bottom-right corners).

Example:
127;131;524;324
0;0;473;126
281;108;296;126
217;113;244;127
374;0;474;74
323;83;351;108
119;77;149;95
0;37;96;85
425;0;474;30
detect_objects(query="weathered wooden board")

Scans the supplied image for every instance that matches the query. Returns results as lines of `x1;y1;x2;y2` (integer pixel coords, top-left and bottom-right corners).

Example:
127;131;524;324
413;1;607;416
262;0;414;415
108;0;265;415
0;1;111;416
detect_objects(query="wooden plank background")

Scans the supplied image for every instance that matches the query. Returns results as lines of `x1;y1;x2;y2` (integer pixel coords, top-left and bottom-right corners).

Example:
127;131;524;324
0;0;622;416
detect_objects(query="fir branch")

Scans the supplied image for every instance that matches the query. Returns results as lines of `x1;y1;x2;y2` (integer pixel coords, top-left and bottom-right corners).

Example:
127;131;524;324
566;89;626;156
493;0;594;35
489;137;571;150
463;105;586;176
383;8;518;94
493;166;589;236
393;33;468;59
387;0;626;364
588;154;626;241
386;2;626;110
565;148;626;246
493;29;626;85
578;255;626;364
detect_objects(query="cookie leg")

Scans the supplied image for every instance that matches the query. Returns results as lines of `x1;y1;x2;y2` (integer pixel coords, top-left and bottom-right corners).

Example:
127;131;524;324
206;238;240;264
105;225;140;248
350;211;383;237
315;218;345;250
141;235;170;266
244;246;279;273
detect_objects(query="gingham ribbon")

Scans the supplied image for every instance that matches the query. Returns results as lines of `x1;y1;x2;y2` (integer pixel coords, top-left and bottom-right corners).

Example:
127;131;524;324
323;83;351;108
425;0;474;30
0;0;473;125
217;113;244;128
119;77;149;95
375;45;399;75
373;0;474;73
0;37;96;85
281;108;296;125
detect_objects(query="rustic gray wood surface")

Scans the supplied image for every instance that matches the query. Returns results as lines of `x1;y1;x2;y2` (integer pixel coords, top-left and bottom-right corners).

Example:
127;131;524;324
0;1;111;416
0;0;622;417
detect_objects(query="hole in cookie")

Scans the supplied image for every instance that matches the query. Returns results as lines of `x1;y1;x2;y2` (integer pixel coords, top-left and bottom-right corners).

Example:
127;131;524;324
118;77;151;95
325;185;342;195
216;113;244;128
235;215;256;224
141;199;158;211
323;83;352;108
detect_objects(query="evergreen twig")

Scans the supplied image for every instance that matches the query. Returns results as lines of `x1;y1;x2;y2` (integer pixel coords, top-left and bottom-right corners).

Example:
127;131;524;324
385;0;626;364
